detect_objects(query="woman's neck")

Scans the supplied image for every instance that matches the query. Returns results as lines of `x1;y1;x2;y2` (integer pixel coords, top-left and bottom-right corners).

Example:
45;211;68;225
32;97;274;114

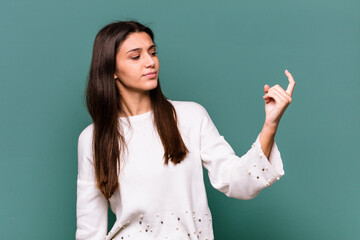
118;91;152;117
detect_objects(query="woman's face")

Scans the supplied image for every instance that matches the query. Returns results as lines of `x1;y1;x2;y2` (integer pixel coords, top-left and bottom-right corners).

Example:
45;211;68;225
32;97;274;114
114;32;159;95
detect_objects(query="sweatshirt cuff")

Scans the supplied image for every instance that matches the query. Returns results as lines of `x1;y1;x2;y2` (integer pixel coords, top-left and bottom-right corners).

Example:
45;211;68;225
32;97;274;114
251;133;285;186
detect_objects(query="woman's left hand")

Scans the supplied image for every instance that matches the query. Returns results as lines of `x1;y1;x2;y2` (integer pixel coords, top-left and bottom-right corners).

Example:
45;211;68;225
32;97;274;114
262;69;296;128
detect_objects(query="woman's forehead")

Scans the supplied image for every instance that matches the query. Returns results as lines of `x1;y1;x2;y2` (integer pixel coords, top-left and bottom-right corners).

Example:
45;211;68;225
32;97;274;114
119;32;154;53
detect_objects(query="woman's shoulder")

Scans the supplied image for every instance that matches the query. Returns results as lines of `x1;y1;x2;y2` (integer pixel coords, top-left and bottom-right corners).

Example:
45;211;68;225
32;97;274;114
78;123;94;146
167;99;211;129
168;99;208;118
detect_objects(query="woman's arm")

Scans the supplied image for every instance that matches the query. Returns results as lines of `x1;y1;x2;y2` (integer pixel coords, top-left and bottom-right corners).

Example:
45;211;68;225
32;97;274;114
200;70;295;200
259;123;276;159
199;104;284;200
76;125;108;240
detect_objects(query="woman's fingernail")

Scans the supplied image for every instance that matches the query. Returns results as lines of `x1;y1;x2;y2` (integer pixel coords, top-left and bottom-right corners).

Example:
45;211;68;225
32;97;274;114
285;69;289;73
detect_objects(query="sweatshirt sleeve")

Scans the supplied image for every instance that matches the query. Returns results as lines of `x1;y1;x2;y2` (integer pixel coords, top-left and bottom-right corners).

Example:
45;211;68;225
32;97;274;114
76;126;108;240
199;106;285;200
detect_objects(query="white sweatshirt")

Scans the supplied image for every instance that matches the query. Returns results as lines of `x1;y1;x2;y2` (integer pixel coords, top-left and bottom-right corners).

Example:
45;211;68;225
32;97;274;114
76;100;285;240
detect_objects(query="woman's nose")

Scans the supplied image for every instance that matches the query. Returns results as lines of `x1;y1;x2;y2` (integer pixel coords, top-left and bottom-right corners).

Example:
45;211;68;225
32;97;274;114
145;53;155;68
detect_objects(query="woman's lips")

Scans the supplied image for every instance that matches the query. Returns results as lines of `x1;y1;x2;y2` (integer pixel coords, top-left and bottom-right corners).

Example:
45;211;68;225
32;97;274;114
144;72;156;78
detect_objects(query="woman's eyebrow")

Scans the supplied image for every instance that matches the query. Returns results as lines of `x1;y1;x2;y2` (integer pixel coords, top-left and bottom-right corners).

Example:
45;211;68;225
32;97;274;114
127;44;156;53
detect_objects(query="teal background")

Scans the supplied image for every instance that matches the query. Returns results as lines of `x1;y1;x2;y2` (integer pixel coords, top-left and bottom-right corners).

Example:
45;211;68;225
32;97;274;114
1;0;359;239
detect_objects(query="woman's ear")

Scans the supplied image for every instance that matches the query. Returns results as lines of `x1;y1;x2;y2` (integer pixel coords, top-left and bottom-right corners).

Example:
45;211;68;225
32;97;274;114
114;74;118;80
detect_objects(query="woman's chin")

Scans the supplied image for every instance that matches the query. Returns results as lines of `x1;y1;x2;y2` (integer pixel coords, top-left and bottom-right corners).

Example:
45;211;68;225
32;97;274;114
145;80;158;90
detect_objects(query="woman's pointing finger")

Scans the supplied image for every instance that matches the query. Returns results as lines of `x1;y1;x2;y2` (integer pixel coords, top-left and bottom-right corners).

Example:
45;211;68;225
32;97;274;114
285;69;296;96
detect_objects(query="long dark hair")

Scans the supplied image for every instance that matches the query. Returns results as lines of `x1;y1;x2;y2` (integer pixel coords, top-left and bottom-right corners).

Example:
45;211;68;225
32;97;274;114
86;20;189;199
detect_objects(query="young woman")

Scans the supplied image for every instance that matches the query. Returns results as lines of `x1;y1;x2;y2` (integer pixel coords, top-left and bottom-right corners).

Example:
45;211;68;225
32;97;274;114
76;21;295;240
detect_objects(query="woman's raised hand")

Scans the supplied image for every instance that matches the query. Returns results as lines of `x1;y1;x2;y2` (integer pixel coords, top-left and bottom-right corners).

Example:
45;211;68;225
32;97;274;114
262;69;296;128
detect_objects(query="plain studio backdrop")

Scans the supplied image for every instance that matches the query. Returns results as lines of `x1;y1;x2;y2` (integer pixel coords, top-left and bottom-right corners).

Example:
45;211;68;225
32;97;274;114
1;0;359;239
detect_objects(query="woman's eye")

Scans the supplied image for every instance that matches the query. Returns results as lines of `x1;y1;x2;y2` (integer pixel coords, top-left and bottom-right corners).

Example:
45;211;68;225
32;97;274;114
131;51;157;60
